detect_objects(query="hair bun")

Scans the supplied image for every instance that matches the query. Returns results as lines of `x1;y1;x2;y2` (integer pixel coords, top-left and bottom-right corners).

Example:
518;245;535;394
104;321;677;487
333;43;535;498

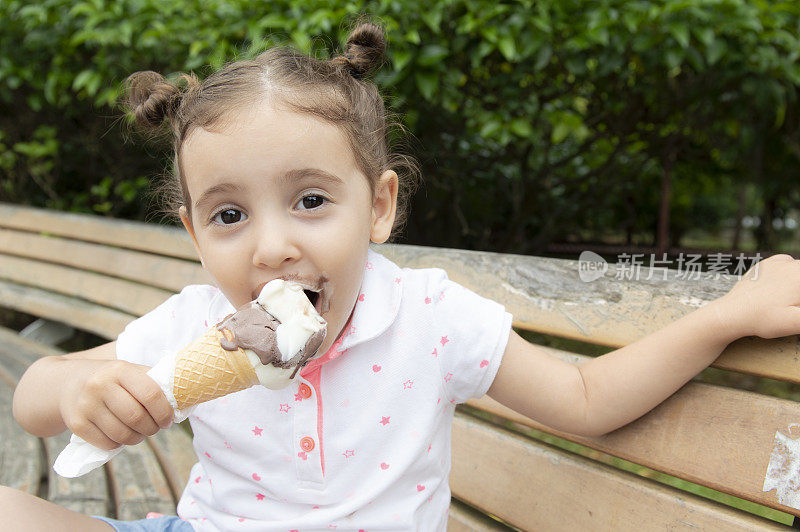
124;70;183;128
338;22;387;79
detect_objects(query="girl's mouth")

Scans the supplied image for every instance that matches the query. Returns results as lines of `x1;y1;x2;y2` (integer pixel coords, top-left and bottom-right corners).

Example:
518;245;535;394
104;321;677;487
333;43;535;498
304;289;320;311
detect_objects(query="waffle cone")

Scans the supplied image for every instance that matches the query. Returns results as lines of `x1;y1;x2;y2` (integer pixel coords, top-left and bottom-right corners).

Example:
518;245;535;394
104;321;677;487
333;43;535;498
173;328;259;410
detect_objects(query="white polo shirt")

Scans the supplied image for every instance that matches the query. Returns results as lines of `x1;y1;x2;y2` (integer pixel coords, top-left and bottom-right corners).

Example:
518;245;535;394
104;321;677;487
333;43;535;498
116;249;512;531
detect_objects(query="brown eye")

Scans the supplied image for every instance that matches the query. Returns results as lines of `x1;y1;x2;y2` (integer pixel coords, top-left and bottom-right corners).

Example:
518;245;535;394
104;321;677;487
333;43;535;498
301;195;325;209
213;208;245;225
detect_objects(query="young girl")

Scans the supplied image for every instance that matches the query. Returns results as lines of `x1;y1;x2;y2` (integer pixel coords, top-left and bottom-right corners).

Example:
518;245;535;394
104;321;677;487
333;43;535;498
5;21;800;532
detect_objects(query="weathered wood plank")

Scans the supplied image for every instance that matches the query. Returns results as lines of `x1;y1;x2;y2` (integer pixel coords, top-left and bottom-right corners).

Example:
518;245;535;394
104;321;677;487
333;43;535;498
0;254;174;317
0;333;112;514
448;499;512;531
466;345;800;514
147;425;196;500
0;203;198;261
107;440;178;520
450;411;789;531
43;433;111;517
0;280;135;340
377;243;800;384
0;364;42;495
0;325;60;370
0;228;211;292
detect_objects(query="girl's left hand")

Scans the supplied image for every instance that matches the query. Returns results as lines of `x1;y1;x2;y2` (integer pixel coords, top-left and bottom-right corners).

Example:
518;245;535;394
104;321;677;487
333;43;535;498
715;254;800;339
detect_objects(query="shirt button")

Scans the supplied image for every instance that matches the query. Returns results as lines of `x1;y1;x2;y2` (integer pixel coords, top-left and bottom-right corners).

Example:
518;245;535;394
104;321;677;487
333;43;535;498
300;436;315;452
298;383;312;399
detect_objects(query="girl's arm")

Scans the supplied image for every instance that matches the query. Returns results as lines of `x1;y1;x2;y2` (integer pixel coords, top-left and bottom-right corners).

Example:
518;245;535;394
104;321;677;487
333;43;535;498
12;341;173;449
487;254;800;437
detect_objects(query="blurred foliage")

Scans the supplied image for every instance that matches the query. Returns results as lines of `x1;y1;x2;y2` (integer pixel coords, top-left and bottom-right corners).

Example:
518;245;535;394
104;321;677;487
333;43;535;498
1;0;800;252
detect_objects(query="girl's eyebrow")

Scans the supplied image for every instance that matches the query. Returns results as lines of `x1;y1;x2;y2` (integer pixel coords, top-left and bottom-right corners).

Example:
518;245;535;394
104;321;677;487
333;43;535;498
282;168;345;186
194;182;244;212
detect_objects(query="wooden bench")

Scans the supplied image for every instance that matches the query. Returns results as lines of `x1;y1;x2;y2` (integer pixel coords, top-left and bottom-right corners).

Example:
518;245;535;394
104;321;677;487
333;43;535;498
1;201;799;529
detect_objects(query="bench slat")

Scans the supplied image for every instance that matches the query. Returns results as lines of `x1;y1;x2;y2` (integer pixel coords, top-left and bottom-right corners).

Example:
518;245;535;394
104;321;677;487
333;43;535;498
466;346;800;514
43;433;112;517
447;499;511;531
0;366;41;495
450;411;789;530
0;203;197;261
0;280;133;340
378;243;800;385
0;326;63;361
0;331;116;516
107;441;179;520
0;228;210;292
0;254;173;317
148;426;197;501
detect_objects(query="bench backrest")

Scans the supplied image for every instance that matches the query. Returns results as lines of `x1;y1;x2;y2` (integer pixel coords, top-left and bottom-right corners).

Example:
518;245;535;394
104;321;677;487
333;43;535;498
1;202;797;530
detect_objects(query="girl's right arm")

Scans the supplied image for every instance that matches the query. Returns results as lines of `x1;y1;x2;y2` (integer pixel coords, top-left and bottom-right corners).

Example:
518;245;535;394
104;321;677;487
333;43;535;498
12;341;174;450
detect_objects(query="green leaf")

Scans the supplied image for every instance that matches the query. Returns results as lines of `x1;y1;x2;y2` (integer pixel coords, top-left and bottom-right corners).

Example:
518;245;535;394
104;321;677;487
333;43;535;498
669;24;690;48
415;71;438;101
534;45;552;70
551;122;571;144
509;118;533;138
421;10;442;32
480;119;502;138
498;35;516;61
418;45;448;67
392;49;413;72
705;39;726;66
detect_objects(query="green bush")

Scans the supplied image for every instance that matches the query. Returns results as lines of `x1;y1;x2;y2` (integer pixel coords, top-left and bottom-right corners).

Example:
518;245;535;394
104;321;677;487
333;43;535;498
1;0;799;252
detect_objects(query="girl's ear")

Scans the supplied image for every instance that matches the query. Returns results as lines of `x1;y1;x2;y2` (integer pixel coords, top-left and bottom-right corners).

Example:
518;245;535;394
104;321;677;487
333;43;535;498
179;206;205;268
370;170;399;244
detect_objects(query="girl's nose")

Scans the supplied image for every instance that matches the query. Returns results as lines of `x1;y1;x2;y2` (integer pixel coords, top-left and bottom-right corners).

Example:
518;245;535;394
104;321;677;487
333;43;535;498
251;221;301;269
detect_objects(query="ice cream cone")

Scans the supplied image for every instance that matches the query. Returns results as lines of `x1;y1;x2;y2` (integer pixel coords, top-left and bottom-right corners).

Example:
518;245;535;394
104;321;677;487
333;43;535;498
173;327;259;410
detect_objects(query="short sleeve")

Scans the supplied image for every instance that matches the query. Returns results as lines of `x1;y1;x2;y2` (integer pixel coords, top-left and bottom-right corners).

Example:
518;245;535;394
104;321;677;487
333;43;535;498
429;272;513;404
115;284;227;367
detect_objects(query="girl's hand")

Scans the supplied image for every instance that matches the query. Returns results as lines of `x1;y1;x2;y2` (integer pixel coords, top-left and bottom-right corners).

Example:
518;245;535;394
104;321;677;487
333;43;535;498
715;254;800;339
58;360;173;450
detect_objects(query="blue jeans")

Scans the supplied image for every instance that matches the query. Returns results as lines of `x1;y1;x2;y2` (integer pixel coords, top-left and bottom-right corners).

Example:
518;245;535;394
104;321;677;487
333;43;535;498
93;515;193;531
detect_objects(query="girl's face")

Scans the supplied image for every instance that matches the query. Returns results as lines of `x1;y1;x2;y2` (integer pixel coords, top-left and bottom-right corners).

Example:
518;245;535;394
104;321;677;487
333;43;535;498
179;101;398;356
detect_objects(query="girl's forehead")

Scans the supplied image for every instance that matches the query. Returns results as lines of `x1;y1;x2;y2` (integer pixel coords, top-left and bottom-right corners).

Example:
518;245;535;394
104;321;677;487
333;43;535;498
182;104;359;176
180;103;369;200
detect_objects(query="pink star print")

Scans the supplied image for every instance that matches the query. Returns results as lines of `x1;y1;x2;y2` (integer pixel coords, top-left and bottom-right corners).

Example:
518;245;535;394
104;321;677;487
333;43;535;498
294;392;304;401
440;336;449;346
395;277;402;283
366;262;374;270
256;493;265;501
343;450;355;458
444;372;453;382
424;297;431;304
380;416;390;426
279;403;291;413
403;380;414;389
224;441;231;449
252;426;263;436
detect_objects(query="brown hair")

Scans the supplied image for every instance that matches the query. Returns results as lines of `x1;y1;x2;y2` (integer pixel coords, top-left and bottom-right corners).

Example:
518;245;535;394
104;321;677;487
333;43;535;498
124;21;418;236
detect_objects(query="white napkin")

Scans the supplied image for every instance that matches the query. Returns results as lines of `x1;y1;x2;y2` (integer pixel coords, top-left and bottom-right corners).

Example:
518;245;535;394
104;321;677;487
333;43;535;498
53;351;194;478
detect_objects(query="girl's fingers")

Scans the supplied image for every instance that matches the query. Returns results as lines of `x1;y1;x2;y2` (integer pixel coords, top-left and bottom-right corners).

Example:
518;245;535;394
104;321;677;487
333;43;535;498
89;406;146;447
71;418;125;451
117;366;174;429
102;389;160;438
